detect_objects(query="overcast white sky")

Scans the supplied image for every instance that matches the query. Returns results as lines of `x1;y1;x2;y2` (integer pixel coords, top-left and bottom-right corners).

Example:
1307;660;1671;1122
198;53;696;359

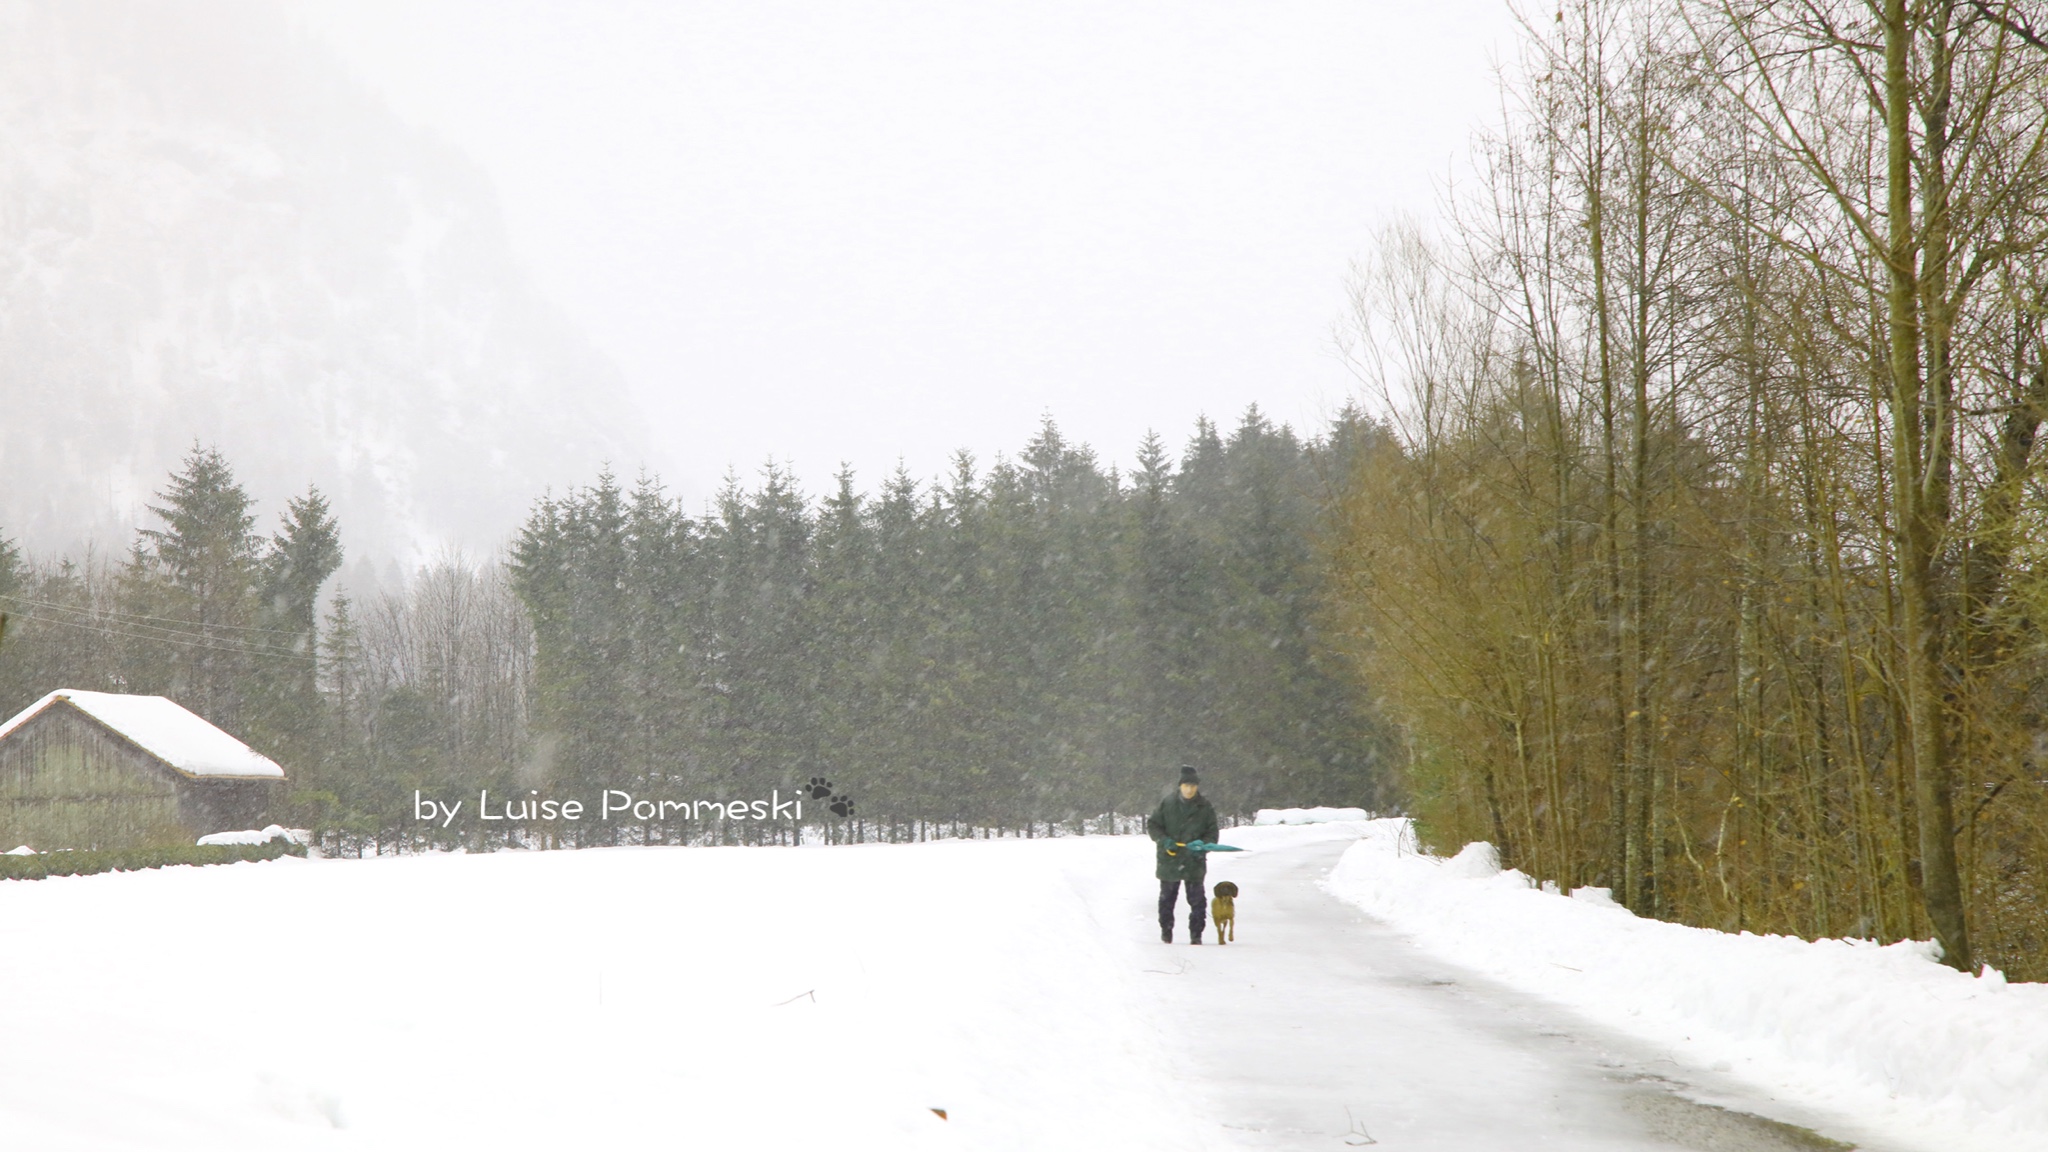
291;0;1522;505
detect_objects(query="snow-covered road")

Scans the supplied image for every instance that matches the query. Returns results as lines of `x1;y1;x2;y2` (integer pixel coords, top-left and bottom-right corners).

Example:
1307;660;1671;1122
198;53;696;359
1133;835;1867;1150
0;822;1980;1149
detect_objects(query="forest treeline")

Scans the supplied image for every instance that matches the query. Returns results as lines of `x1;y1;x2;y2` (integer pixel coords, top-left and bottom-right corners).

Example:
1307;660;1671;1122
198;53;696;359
1327;0;2048;978
509;414;1387;839
0;411;1391;853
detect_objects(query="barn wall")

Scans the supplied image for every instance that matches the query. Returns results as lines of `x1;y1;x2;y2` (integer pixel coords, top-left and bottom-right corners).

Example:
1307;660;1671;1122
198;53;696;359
0;704;272;850
180;778;273;836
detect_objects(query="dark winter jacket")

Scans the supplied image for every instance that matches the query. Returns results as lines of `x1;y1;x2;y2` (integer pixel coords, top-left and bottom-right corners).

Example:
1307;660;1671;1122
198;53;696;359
1147;791;1220;882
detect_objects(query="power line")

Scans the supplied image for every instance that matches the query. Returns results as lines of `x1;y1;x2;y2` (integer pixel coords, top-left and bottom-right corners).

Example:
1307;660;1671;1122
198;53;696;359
7;601;531;681
2;599;313;656
15;609;318;665
0;592;310;639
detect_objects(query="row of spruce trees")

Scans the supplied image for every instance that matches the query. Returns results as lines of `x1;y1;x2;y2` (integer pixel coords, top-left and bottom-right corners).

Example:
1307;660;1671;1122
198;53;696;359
0;411;1395;850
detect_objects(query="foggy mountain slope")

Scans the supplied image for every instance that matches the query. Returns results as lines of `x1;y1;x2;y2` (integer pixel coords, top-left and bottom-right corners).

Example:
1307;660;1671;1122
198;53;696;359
0;0;648;564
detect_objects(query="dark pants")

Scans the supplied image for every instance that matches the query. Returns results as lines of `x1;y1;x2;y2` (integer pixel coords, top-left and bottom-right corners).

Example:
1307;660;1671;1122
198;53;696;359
1159;878;1207;936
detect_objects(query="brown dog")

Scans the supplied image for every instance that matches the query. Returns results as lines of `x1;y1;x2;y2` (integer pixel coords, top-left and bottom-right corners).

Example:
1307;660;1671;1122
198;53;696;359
1210;881;1238;944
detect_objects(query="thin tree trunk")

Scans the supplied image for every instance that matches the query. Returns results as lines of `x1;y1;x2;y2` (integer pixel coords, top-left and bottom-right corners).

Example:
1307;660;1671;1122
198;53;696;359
1883;0;1972;970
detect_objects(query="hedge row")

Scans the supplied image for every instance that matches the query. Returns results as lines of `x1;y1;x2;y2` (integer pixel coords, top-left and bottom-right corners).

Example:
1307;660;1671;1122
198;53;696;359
0;839;307;881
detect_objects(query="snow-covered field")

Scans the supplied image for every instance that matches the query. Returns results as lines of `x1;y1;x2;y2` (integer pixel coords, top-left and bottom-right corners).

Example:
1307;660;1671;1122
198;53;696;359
0;834;1219;1151
0;816;2036;1150
1325;819;2048;1152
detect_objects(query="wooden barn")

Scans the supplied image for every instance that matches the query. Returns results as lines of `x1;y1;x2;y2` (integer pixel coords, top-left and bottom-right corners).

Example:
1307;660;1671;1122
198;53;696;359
0;689;284;851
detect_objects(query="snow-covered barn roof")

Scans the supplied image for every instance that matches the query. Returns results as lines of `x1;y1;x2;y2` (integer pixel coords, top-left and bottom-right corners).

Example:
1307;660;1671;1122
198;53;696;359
0;690;285;780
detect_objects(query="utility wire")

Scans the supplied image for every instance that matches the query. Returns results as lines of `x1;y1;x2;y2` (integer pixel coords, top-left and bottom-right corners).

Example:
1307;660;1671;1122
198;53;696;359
10;603;531;681
17;610;318;665
5;601;313;655
0;592;311;638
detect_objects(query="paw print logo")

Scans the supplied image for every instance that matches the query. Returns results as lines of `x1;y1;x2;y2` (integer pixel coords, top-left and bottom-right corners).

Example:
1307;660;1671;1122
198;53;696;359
829;793;856;818
804;777;834;801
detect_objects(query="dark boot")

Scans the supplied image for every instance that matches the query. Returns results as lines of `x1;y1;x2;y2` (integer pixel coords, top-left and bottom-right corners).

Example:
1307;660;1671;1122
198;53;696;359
1161;926;1172;943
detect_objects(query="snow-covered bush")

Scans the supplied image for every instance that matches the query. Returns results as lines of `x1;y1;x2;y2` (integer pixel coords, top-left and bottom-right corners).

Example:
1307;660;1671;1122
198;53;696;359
197;825;310;848
1253;806;1370;825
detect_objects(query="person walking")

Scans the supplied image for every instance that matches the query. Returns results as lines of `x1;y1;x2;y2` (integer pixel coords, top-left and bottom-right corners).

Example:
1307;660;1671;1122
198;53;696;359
1148;765;1219;944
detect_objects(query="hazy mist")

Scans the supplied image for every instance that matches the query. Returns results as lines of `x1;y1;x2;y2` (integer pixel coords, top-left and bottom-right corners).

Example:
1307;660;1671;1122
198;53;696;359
0;0;647;569
2;0;1517;567
293;0;1518;507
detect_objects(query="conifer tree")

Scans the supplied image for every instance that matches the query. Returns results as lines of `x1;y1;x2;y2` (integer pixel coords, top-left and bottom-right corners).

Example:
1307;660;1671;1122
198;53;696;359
242;487;342;744
263;489;343;661
133;445;263;726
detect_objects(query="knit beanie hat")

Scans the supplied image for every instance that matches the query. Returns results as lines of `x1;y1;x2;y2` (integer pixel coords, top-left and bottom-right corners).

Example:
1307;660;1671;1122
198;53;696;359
1178;765;1200;786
